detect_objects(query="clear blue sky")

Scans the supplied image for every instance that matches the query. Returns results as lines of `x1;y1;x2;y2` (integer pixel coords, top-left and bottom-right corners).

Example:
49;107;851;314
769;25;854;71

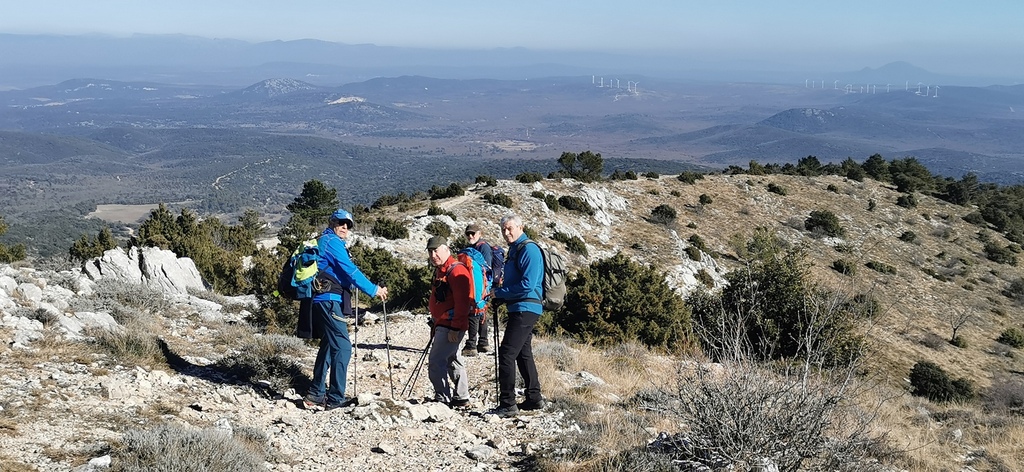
3;0;1022;76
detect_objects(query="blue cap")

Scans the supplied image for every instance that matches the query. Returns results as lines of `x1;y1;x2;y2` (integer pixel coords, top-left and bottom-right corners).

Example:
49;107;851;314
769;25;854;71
331;209;354;228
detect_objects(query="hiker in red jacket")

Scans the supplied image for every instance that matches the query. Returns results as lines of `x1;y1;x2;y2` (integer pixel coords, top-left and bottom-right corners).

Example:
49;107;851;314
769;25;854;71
426;236;473;407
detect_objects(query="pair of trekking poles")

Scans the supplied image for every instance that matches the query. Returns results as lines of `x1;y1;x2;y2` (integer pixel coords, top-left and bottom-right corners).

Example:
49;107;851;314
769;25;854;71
400;300;501;405
350;288;396;400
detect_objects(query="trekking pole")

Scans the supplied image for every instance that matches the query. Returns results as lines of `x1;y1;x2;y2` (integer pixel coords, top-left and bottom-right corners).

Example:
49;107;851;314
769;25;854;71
400;335;432;398
493;300;501;406
352;288;359;398
382;299;395;400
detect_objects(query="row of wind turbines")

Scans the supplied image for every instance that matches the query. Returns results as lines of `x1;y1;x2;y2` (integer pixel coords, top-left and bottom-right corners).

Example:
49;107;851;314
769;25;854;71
592;76;639;94
805;79;940;97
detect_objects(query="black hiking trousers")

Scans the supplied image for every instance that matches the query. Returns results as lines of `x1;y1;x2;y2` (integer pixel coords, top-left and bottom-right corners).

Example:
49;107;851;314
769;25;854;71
497;310;541;408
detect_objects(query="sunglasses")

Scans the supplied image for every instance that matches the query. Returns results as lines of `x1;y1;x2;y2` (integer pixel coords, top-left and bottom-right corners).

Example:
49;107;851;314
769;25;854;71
465;232;476;236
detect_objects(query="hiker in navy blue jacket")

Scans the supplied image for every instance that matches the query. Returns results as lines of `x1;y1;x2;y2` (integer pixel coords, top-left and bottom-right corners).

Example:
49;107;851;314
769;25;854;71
490;213;545;418
305;209;388;410
463;222;493;357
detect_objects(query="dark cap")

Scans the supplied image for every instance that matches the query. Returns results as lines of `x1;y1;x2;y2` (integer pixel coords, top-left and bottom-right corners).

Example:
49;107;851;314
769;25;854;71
426;236;447;250
465;223;482;234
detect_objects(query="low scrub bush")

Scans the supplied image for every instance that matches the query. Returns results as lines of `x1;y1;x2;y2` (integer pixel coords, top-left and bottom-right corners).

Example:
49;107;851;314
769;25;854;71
558;196;595;216
426;204;455;220
866;261;897;274
642;171;660;179
997;327;1024;348
482;192;514;208
832;259;857;276
695;269;714;288
350;241;431;310
767;183;788;195
650;204;677;225
428;182;465;200
688;234;706;251
371;217;409;240
557;253;692;351
685;246;701;262
982;376;1024;414
896;193;918;208
112;423;270;472
805;210;845;237
909;360;975;403
553;231;588;256
424;221;451;238
698;194;713;205
475;174;497;186
985;242;1018;266
899;231;918;243
516;172;544;184
677;171;704;184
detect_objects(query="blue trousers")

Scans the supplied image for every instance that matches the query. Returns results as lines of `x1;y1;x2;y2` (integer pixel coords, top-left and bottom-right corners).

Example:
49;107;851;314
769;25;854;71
308;300;351;404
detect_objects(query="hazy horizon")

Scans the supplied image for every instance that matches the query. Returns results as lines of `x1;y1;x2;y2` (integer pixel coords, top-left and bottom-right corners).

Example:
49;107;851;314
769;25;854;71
2;1;1023;80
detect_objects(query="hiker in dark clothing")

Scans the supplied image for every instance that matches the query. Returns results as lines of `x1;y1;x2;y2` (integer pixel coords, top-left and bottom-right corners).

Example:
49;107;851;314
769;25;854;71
426;236;472;407
489;213;545;418
304;209;387;410
463;223;493;357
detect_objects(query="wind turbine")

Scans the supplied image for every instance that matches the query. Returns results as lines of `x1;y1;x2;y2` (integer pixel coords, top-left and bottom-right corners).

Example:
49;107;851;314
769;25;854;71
834;80;839;90
926;85;930;96
886;83;891;92
917;82;923;94
633;82;640;94
933;86;940;98
805;79;809;88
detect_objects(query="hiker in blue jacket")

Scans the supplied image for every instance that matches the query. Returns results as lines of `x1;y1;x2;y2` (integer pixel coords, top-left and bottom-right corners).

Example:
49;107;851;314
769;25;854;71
490;213;545;418
463;222;493;357
305;209;388;410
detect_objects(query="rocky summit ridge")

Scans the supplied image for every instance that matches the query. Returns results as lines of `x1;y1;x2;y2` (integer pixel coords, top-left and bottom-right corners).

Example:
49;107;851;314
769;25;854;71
2;172;1024;470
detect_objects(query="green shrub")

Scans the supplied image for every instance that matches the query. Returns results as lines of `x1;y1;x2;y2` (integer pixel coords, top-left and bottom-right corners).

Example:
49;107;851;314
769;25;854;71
962;212;986;225
985;242;1018;266
558;195;595;215
695;269;714;288
896;193;918;208
686;222;698;229
557;253;691;351
685;246;701;262
950;335;968;348
424;221;451;238
650;204;677;225
867;199;877;211
997;327;1024;348
909;360;975;403
670;190;681;197
0;215;27;263
350;241;431;310
826;184;839;193
426;204;455;220
805;210;845;237
767;183;788;195
832;259;856;276
609;170;638;180
687;234;864;365
553;231;588;256
482;192;514;208
698;194;713;205
69;227;118;262
530;190;546;199
642;171;660;179
372;192;413;209
515;172;544;184
475;174;497;186
865;261;896;274
428;182;465;200
1005;278;1024;302
688;234;707;251
677;171;704;184
543;194;560;211
899;231;918;243
371;217;409;240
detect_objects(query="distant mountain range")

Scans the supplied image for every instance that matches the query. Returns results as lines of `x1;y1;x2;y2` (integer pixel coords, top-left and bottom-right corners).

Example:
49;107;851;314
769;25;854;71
1;34;1021;90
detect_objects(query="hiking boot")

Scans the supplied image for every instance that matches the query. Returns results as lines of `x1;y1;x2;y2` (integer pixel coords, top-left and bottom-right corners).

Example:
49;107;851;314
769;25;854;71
324;398;357;411
448;398;471;408
518;398;546;411
488;404;519;418
476;345;490;354
462;348;477;357
302;393;325;409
